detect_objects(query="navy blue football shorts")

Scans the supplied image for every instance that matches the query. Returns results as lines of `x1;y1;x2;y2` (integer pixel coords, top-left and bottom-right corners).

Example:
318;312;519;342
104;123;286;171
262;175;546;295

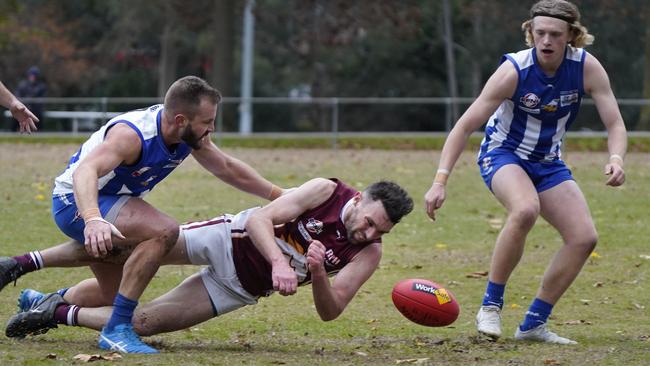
478;149;574;193
52;192;130;243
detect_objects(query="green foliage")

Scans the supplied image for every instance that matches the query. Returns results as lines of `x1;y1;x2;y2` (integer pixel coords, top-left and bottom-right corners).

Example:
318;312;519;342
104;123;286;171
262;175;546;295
2;1;647;132
0;144;648;365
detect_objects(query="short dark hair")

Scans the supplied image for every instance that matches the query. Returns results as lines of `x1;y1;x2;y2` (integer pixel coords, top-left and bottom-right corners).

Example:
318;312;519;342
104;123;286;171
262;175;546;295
164;76;222;118
364;181;413;224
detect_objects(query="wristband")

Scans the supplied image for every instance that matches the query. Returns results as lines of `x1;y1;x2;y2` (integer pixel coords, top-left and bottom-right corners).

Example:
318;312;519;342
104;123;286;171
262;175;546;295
434;168;450;186
81;208;101;222
609;154;624;164
268;184;283;200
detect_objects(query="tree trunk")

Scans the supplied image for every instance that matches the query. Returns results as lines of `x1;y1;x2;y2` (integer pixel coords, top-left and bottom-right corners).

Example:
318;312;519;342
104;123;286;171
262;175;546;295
158;2;179;98
638;3;650;130
209;0;235;128
210;0;235;97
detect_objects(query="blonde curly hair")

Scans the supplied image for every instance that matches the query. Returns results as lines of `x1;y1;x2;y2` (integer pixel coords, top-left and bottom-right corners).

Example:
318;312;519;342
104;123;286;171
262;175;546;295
521;0;594;48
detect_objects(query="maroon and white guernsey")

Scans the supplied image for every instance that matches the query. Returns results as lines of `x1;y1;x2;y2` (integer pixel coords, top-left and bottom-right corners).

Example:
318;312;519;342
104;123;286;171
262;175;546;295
231;179;380;297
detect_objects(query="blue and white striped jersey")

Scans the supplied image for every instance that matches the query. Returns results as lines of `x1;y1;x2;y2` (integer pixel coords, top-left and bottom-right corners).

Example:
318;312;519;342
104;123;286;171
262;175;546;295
53;104;192;197
479;47;586;162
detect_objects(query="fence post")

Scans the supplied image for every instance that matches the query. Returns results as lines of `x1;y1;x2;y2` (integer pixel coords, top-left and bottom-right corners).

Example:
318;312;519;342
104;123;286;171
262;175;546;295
445;97;451;132
331;98;339;150
216;104;223;146
101;97;108;130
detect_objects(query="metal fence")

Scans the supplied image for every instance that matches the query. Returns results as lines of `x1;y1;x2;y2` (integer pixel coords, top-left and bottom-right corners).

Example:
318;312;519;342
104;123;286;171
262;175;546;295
3;97;650;148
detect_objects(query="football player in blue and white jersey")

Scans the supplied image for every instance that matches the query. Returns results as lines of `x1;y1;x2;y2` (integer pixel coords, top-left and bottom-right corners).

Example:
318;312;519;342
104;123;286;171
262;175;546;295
0;76;286;353
425;0;626;344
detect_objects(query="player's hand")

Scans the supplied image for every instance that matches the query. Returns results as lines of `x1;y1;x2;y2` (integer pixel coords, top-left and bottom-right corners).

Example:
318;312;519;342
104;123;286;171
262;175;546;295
604;161;625;187
307;240;327;276
9;100;39;134
424;182;446;221
83;218;125;258
271;259;298;296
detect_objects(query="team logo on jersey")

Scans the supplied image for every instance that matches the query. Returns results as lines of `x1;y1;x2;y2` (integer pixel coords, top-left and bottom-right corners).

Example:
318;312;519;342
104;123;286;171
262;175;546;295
542;99;559;112
131;167;152;177
305;218;323;234
324;249;341;266
560;91;579;107
520;93;540;108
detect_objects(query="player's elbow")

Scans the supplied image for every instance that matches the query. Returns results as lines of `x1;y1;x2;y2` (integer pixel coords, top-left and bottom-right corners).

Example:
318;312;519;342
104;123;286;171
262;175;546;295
317;305;344;321
319;312;340;322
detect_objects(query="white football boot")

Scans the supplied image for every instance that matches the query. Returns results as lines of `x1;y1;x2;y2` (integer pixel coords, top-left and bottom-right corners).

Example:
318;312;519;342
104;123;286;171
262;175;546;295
476;305;502;339
514;324;577;345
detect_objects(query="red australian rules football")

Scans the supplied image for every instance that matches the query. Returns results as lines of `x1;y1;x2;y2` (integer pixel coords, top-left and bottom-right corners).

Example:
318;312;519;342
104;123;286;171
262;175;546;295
391;278;460;327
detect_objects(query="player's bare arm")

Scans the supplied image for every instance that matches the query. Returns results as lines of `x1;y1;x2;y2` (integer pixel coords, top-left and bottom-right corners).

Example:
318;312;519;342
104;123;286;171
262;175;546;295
0;81;39;133
192;139;282;200
72;124;141;257
246;178;337;296
583;53;627;186
425;61;518;220
310;241;381;321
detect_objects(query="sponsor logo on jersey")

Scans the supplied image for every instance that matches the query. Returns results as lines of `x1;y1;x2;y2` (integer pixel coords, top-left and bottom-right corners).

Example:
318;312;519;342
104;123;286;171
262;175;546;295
560;91;579;107
297;221;313;242
305;218;323;234
518;106;540;114
140;175;158;186
163;159;184;169
131;167;152;177
411;283;452;305
542;99;559;112
324;249;341;266
520;93;540;108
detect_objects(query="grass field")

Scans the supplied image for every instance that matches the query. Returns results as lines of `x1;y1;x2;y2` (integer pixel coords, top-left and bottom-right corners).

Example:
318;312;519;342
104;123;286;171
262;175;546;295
0;143;648;365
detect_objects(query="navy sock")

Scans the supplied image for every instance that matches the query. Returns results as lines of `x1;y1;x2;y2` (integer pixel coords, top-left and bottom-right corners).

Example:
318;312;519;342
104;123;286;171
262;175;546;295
520;298;553;331
105;293;138;331
482;280;506;308
12;251;44;273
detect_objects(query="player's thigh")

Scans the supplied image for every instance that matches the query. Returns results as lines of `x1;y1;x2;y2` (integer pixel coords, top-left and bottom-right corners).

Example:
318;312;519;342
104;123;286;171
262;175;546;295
539;180;597;243
491;164;540;216
133;273;214;336
113;197;179;246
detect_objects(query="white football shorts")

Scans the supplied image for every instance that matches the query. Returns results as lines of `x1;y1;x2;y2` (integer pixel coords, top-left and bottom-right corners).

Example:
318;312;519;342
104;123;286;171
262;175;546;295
181;214;258;316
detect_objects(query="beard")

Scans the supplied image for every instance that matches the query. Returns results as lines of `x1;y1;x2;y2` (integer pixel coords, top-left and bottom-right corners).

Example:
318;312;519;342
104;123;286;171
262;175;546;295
181;126;204;150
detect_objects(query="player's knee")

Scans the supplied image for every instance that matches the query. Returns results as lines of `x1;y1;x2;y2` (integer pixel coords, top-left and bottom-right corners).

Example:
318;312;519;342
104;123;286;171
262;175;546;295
579;230;598;253
510;205;539;228
153;216;179;252
132;311;159;337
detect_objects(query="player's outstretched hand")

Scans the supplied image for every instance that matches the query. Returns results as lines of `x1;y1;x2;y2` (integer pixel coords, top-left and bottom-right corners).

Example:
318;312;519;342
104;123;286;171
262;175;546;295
604;161;625;187
10;100;39;134
271;259;298;296
424;182;446;221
